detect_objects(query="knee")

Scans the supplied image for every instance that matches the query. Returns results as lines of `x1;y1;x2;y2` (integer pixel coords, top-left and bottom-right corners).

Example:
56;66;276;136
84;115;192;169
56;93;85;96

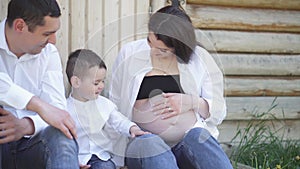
184;128;211;144
42;126;78;153
126;134;170;158
128;134;165;149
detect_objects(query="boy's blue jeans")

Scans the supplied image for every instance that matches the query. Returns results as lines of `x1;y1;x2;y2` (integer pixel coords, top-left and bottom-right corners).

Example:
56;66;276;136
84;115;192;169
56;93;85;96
1;126;79;169
87;154;116;169
126;128;233;169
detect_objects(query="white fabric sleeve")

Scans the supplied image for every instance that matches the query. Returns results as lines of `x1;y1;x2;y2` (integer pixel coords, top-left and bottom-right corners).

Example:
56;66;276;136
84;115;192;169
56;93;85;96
21;114;48;137
0;73;33;109
107;106;136;137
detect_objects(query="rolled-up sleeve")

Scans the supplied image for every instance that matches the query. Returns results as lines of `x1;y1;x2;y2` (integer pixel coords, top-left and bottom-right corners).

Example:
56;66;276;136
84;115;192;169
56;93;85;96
197;48;226;126
0;73;33;109
20;112;48;136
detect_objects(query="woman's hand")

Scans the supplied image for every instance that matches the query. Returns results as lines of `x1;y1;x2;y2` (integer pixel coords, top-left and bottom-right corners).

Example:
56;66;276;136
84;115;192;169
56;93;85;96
150;93;192;119
150;93;210;120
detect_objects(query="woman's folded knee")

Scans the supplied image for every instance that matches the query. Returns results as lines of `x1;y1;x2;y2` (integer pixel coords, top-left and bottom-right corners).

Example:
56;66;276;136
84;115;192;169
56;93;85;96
126;134;171;158
184;128;211;144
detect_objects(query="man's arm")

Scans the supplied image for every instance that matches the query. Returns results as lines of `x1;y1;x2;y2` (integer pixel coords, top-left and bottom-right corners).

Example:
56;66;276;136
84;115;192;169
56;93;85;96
26;96;76;139
0;106;34;144
0;73;76;139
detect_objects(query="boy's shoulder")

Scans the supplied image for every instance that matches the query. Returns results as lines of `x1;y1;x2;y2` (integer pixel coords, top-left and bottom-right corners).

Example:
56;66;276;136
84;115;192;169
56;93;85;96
96;95;116;107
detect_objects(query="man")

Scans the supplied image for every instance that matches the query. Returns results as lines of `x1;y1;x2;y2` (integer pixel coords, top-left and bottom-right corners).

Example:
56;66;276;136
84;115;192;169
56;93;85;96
0;0;79;168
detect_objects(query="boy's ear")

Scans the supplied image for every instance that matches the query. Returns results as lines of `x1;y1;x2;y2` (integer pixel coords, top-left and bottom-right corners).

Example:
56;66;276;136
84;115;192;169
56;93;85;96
70;76;81;88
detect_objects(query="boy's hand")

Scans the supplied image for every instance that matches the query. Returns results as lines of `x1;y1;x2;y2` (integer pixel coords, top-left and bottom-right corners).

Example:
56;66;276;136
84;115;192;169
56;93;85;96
80;163;91;169
129;125;150;138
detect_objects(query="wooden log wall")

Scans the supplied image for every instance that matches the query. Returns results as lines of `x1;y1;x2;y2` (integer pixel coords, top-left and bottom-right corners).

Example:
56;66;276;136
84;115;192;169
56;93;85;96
1;0;299;144
1;0;163;94
186;0;300;143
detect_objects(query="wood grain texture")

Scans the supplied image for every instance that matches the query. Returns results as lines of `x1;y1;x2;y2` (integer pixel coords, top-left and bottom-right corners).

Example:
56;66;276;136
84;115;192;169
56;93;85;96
211;53;300;76
0;0;9;22
218;119;300;143
86;0;104;56
187;4;300;33
70;0;86;51
196;30;300;53
225;96;300;120
224;76;300;96
187;0;300;10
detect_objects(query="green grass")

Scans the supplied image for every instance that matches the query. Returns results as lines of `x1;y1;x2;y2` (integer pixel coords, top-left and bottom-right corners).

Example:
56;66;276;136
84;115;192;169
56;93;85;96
230;99;300;169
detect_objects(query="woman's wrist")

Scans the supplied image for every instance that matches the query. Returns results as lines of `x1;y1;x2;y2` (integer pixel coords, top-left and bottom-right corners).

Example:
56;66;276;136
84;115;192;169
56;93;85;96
190;94;210;119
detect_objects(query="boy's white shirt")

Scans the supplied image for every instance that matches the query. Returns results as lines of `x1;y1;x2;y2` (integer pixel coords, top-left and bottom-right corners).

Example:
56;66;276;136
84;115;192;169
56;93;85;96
66;95;135;166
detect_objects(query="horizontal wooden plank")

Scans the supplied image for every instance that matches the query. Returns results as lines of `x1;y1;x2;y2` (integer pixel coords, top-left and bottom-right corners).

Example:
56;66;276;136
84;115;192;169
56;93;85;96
211;53;300;76
0;0;9;21
196;30;300;54
186;5;300;33
218;119;300;143
70;0;86;51
225;97;300;120
187;0;300;10
224;76;300;96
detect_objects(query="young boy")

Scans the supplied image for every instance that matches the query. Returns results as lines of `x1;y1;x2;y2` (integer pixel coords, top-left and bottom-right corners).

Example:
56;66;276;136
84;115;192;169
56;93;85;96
65;49;148;169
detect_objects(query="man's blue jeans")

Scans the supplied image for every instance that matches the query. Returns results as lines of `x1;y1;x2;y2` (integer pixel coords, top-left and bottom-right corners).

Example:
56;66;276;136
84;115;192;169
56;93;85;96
2;126;79;169
126;128;233;169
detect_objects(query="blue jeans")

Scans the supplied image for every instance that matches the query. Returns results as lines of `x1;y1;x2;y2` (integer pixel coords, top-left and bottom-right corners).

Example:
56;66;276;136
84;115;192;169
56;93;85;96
87;154;116;169
2;126;79;169
125;128;233;169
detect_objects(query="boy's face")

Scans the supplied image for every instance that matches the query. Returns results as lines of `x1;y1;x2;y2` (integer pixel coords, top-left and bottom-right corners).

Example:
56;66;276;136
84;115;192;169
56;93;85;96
75;66;106;102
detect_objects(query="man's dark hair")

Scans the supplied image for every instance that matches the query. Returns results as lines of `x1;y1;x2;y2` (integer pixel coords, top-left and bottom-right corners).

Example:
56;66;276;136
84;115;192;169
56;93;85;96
6;0;61;32
66;49;107;85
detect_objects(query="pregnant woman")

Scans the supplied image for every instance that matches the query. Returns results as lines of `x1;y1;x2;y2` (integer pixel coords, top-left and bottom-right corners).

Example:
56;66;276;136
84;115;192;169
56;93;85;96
109;4;233;169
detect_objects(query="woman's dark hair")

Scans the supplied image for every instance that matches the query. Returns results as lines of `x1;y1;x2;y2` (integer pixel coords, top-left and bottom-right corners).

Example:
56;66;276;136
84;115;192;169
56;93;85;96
148;5;196;64
66;49;107;84
6;0;61;32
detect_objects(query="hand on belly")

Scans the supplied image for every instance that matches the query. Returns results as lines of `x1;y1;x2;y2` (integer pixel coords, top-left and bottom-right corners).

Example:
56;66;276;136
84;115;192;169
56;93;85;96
133;99;196;144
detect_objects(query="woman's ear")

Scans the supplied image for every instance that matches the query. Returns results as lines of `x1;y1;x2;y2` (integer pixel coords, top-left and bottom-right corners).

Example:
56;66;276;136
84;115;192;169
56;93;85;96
70;76;81;88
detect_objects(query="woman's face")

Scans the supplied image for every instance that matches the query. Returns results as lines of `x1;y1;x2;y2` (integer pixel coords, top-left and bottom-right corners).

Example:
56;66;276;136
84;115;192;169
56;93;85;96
147;32;174;58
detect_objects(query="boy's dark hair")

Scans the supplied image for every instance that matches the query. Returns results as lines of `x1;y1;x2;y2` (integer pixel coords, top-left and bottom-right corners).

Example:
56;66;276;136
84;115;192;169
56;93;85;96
148;5;196;64
6;0;61;32
66;49;107;84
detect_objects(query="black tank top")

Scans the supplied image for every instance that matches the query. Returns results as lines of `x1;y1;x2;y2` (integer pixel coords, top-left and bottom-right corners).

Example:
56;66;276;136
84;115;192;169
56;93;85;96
136;75;184;100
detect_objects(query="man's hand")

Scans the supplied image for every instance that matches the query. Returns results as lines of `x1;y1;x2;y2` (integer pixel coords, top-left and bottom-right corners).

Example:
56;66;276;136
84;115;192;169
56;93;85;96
0;107;34;144
26;96;77;139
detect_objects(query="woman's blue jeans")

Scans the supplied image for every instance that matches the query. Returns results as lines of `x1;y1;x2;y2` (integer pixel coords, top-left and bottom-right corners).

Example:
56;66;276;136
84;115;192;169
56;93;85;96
125;128;233;169
1;126;79;169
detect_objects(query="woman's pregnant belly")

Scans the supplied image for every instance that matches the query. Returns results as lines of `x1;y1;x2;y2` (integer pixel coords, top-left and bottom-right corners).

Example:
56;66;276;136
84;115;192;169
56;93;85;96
133;99;196;146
